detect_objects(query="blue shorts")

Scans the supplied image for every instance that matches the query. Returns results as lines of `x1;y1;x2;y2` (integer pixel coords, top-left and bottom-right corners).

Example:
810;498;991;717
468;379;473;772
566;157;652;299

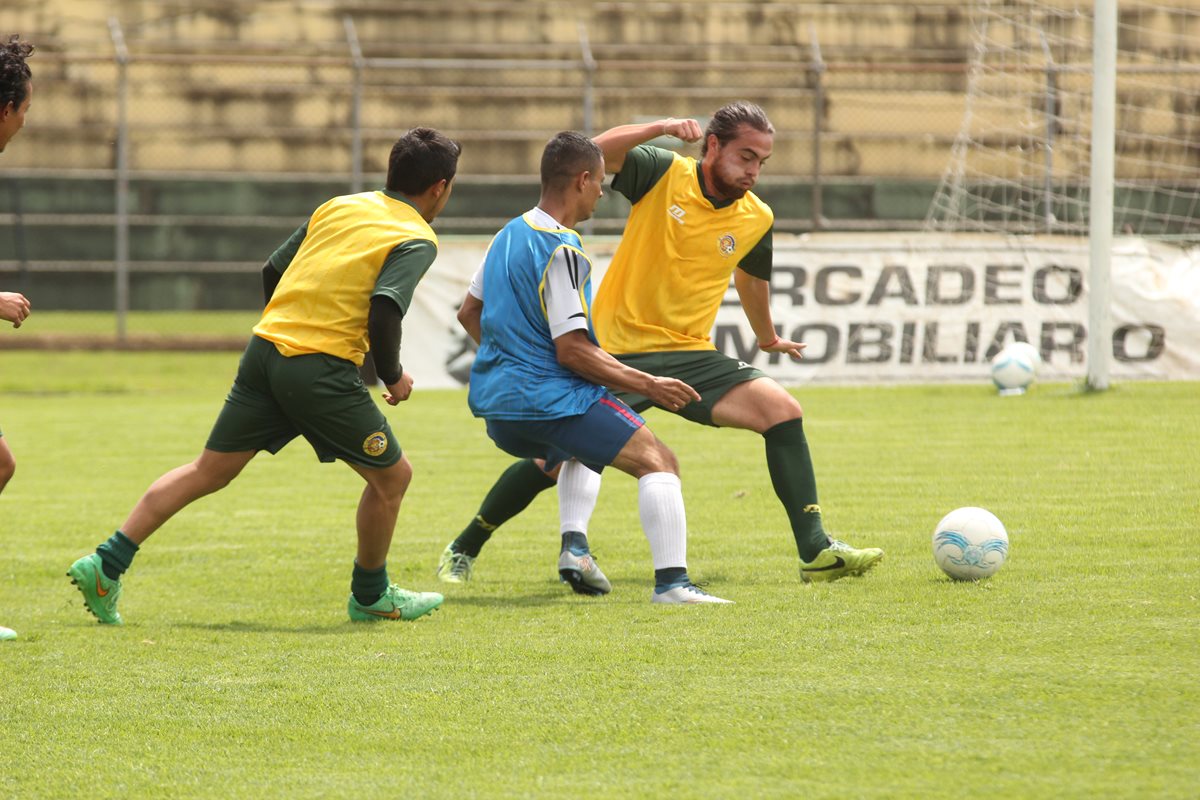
484;392;645;473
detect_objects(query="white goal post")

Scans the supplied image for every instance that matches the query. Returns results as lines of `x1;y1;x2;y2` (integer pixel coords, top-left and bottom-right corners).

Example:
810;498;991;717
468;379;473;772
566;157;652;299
925;0;1200;390
1089;0;1116;391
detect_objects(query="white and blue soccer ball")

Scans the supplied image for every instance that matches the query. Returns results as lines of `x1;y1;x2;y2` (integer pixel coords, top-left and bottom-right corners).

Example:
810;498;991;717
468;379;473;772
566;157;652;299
1007;341;1042;371
932;506;1009;580
990;343;1039;393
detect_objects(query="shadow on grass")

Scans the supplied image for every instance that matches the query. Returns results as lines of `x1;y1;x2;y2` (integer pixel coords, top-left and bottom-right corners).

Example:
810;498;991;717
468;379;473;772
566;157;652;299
165;589;583;633
171;620;352;635
440;590;606;608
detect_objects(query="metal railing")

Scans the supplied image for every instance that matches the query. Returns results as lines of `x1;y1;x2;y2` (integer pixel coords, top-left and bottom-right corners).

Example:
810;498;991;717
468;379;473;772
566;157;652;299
27;16;1193;324
0;21;984;331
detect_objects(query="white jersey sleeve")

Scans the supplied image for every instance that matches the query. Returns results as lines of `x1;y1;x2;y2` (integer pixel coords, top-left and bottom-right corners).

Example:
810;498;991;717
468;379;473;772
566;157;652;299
542;246;591;339
467;261;485;300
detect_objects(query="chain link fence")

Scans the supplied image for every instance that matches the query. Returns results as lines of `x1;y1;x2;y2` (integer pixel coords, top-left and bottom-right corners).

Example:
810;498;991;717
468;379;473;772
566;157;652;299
2;7;983;320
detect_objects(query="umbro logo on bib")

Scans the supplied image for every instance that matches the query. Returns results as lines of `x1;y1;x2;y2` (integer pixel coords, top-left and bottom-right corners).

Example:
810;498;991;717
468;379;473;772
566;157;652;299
668;205;686;224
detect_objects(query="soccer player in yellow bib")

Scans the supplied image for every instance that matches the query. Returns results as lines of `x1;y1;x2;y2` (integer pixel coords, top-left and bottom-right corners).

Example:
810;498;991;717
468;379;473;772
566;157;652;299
439;102;883;589
0;34;34;642
68;128;460;625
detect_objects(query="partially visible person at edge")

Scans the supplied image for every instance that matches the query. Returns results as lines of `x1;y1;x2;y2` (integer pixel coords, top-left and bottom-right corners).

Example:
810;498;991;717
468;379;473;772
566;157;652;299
438;102;883;589
67;128;461;626
460;130;728;604
0;34;35;642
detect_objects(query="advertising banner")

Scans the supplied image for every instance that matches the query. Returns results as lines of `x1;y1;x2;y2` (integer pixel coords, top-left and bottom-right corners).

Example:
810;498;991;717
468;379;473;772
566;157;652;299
400;233;1200;388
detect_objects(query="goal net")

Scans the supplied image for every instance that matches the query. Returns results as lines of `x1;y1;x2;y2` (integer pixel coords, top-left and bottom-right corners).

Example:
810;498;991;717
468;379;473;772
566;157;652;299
925;0;1200;243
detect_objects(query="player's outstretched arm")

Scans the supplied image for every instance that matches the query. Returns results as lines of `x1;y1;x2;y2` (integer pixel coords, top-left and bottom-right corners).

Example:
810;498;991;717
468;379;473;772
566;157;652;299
733;269;806;361
593;118;703;173
0;291;31;328
554;330;699;412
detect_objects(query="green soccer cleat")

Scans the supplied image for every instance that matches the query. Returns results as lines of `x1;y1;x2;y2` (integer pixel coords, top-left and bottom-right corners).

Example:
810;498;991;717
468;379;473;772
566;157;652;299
348;584;444;622
67;553;124;625
800;539;885;584
436;544;475;584
0;626;16;641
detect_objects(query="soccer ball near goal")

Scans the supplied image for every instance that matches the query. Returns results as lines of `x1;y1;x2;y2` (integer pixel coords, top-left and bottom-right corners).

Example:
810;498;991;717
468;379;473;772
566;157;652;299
1008;341;1042;371
990;343;1038;393
932;507;1009;581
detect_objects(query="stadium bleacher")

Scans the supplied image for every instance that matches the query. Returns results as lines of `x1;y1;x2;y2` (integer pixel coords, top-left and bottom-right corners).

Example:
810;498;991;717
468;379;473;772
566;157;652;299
2;0;1193;308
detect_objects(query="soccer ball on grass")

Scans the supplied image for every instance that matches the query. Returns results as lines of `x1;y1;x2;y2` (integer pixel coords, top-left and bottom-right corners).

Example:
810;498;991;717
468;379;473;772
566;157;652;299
932;507;1009;580
1007;341;1042;370
990;343;1039;393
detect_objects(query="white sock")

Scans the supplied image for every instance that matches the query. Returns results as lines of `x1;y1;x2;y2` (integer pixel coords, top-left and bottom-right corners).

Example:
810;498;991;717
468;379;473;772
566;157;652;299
637;472;687;570
558;459;601;535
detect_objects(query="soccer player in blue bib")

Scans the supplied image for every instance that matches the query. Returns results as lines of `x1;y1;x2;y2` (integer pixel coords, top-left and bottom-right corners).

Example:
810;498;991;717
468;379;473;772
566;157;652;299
442;103;884;590
464;131;729;604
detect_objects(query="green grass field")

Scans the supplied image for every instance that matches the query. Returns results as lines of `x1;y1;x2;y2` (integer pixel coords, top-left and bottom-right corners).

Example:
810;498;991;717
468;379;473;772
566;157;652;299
7;311;260;337
1;350;1197;798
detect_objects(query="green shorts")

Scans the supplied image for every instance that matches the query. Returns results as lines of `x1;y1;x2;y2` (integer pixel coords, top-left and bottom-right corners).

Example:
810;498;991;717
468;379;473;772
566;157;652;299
206;336;401;469
613;350;767;427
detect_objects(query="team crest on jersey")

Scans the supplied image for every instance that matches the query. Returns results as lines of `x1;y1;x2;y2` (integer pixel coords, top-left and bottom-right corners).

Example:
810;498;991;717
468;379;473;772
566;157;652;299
362;431;388;457
718;233;737;256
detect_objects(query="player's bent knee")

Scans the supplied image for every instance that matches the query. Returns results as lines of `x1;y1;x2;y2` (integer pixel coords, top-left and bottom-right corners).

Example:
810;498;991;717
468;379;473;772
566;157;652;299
196;461;243;492
394;460;413;494
778;404;803;423
755;389;803;429
539;459;563;481
350;455;410;502
193;449;255;491
764;382;804;417
611;429;678;477
0;443;13;487
646;440;680;475
376;458;413;500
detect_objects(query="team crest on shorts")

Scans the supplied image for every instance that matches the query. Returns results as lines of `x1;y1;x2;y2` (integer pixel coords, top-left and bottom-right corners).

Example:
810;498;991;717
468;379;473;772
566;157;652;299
718;233;737;256
362;431;388;457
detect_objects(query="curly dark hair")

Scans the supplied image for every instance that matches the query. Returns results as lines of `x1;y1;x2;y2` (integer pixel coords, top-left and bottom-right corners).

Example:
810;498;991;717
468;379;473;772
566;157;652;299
0;35;34;110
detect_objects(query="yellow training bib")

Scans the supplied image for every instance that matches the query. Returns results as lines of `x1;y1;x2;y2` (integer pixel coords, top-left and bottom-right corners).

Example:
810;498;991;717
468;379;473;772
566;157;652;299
592;155;772;353
255;191;436;365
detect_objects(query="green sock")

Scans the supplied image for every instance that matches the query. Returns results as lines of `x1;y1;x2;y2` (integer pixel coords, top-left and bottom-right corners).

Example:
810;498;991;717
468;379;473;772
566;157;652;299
453;459;556;557
763;419;830;562
96;530;139;580
351;562;389;606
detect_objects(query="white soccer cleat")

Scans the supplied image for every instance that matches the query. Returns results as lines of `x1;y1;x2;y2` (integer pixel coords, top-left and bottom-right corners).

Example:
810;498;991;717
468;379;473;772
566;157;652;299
558;549;612;596
651;583;733;604
436;544;475;584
